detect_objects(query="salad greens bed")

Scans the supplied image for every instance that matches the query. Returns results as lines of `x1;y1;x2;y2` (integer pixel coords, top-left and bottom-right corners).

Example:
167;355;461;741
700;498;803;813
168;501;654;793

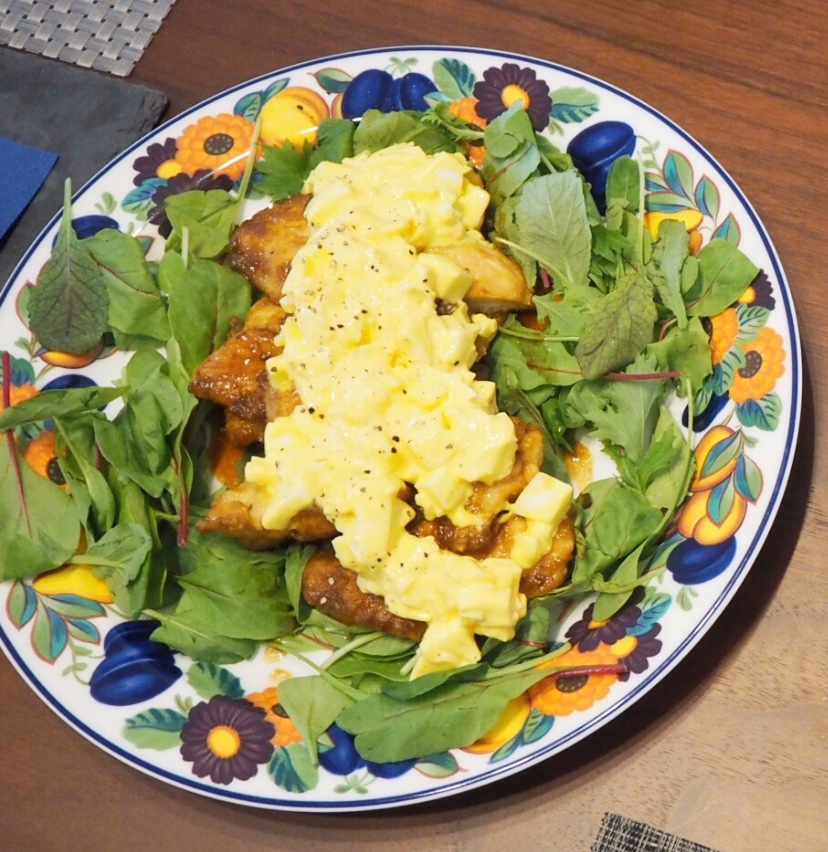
0;102;758;763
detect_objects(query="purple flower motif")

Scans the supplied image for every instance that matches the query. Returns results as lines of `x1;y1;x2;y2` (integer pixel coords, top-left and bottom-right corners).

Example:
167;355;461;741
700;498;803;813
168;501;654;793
566;588;646;651
147;169;233;237
616;625;662;681
132;138;178;186
473;63;552;131
180;695;275;785
741;271;775;311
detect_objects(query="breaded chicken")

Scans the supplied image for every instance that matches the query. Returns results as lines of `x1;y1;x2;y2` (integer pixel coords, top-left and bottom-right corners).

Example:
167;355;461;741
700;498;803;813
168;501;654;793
189;298;299;447
407;417;544;553
302;512;576;640
227;194;311;300
302;549;427;641
197;482;336;550
427;241;534;315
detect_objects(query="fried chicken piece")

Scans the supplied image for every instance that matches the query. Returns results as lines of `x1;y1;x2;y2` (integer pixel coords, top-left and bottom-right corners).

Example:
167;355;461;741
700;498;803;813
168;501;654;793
227;194;311;300
197;481;335;550
427;240;534;315
189;297;300;447
302;512;575;641
302;549;426;641
407;417;544;553
303;420;573;639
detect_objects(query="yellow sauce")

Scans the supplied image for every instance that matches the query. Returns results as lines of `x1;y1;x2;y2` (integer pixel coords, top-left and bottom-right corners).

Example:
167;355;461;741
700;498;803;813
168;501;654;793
244;143;572;677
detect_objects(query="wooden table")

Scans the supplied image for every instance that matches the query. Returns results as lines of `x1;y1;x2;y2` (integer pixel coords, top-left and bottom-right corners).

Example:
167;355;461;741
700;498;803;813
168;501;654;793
2;2;825;849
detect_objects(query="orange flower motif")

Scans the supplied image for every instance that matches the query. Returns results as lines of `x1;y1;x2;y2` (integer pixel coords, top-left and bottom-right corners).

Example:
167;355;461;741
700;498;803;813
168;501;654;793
708;307;739;365
22;430;66;487
245;687;302;748
174;113;256;181
448;96;487;167
0;382;38;412
528;643;621;717
729;326;785;404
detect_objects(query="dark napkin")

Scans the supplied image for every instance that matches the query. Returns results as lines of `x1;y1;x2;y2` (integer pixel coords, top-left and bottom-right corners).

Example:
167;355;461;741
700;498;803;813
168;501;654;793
0;46;167;288
592;814;720;852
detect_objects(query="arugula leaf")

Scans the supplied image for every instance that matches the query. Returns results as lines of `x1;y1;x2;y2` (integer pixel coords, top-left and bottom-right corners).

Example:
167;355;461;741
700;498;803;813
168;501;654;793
27;181;109;354
648;218;689;327
510;170;592;289
645;317;712;395
563;355;665;465
481;104;541;204
574;268;657;379
534;280;601;338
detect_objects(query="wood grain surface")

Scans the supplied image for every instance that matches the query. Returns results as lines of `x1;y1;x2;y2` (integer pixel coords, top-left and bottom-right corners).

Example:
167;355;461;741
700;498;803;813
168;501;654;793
1;2;825;849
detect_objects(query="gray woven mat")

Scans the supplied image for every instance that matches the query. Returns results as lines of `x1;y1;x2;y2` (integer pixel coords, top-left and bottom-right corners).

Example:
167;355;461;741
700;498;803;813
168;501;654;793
592;814;720;852
0;0;176;76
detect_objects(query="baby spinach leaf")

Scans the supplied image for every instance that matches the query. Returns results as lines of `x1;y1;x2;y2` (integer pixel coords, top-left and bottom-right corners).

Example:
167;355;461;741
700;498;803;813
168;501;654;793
688;238;759;317
0;435;80;579
172;531;295;641
278;676;354;763
337;667;550;762
605;155;642;215
149;600;257;664
572;478;663;583
160;251;251;376
0;385;123;431
83;228;170;344
53;415;116;535
165;189;239;260
353;110;458;156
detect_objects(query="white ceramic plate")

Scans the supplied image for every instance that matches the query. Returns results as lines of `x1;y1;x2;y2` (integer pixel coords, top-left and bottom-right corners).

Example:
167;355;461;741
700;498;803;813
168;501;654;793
0;47;801;811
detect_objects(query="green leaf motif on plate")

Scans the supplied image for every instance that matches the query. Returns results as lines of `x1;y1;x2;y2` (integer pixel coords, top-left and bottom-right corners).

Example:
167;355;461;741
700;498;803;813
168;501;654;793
549;87;600;123
186;661;245;700
7;581;37;628
268;743;319;793
432;58;476;100
123;708;188;750
234;92;262;122
737;393;782;431
414;751;460;778
312;67;353;94
662;149;695;201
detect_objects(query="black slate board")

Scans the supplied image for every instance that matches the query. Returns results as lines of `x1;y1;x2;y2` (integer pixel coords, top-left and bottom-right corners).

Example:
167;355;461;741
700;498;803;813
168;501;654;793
0;47;168;288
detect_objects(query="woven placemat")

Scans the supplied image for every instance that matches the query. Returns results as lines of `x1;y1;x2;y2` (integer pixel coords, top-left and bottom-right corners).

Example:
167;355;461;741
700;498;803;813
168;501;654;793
592;814;720;852
0;0;176;76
